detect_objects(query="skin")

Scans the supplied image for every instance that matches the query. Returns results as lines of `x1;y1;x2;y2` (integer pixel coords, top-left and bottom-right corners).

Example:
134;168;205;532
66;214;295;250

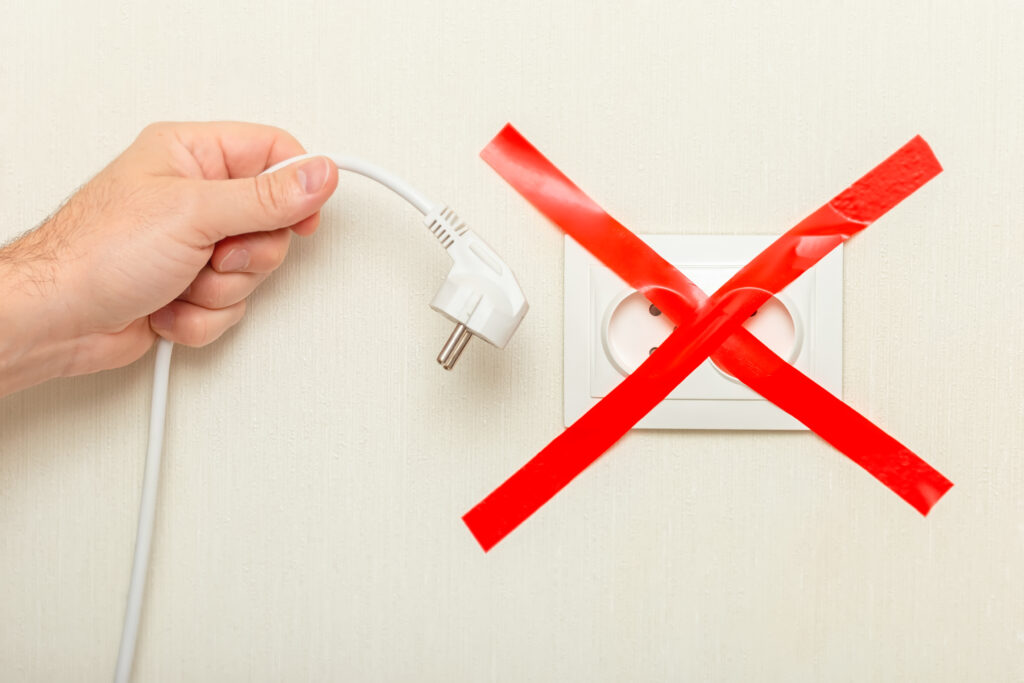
0;121;339;397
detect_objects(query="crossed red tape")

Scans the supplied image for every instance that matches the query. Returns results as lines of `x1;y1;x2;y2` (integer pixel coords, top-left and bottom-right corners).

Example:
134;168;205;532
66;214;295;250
463;124;953;552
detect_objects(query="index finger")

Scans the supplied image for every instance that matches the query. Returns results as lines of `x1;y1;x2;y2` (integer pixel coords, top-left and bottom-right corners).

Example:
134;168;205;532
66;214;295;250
170;121;308;179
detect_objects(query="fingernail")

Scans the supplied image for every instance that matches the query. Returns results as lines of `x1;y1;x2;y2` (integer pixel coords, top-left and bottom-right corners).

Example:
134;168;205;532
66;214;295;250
219;248;250;272
151;306;175;331
296;156;330;194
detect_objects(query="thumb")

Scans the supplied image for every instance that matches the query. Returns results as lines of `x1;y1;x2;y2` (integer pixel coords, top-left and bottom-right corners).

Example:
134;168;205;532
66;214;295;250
192;155;338;239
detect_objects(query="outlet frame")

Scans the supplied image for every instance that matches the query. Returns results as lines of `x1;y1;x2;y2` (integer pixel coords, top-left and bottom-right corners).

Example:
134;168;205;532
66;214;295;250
564;234;843;430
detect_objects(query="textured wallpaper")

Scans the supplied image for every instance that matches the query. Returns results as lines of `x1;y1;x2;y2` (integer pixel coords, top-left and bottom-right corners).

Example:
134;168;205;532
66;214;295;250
1;1;1022;680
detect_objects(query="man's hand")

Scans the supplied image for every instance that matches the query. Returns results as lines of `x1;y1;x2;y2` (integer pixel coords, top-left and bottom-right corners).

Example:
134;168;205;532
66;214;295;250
0;121;339;396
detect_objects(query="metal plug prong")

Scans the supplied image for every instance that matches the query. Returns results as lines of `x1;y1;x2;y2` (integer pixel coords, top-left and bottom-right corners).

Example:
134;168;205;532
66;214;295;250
437;322;473;370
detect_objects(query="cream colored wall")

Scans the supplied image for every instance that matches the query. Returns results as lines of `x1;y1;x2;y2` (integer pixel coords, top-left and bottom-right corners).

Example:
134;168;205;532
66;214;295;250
1;1;1022;681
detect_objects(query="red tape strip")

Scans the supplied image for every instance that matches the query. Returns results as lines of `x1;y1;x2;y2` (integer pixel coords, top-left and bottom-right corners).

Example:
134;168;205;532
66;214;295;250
463;125;952;551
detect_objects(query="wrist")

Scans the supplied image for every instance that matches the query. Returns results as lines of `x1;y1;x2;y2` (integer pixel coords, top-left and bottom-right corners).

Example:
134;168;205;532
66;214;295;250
0;254;76;397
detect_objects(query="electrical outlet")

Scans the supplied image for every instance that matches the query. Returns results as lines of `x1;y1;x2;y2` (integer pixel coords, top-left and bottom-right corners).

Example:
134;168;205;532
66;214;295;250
564;235;843;430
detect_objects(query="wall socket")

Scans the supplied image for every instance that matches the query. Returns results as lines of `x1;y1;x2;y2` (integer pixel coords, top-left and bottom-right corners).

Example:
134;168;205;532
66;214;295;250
564;235;843;430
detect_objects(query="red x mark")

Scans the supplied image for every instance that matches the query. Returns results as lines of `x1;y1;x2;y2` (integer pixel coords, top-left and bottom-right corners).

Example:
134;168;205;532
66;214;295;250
463;124;953;552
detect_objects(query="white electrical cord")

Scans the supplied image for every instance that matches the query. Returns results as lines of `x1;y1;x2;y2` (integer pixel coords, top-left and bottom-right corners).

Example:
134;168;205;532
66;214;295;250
265;153;435;215
113;338;173;683
113;153;527;682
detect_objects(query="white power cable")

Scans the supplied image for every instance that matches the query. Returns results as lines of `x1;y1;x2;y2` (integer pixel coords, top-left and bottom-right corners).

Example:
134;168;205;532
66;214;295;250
113;338;173;683
113;153;527;682
263;153;435;215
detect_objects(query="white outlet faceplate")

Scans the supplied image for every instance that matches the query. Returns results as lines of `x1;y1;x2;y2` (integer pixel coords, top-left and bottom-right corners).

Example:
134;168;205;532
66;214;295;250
564;235;843;430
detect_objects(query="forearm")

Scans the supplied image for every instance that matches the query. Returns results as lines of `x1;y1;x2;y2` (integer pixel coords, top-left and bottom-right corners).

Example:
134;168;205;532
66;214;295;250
0;247;74;397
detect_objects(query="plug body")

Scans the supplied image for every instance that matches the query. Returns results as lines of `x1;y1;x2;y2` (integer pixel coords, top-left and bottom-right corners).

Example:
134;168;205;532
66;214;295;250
424;205;528;368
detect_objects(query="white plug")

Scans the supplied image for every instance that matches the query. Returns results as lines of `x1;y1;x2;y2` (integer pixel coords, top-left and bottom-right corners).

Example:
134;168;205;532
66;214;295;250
259;152;529;370
423;205;528;369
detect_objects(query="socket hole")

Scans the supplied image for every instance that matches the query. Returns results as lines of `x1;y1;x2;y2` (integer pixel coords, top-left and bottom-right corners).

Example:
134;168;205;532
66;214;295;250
604;292;677;374
710;295;798;382
603;290;800;378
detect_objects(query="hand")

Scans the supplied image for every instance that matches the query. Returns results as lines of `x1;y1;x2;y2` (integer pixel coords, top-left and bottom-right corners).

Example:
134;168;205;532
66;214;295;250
0;121;339;397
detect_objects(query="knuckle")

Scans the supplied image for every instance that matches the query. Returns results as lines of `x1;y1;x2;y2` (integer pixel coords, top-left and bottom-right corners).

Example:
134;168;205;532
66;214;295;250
268;236;291;267
139;121;172;139
252;174;289;219
184;302;245;347
269;125;304;152
195;314;213;347
192;281;222;309
180;310;210;347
